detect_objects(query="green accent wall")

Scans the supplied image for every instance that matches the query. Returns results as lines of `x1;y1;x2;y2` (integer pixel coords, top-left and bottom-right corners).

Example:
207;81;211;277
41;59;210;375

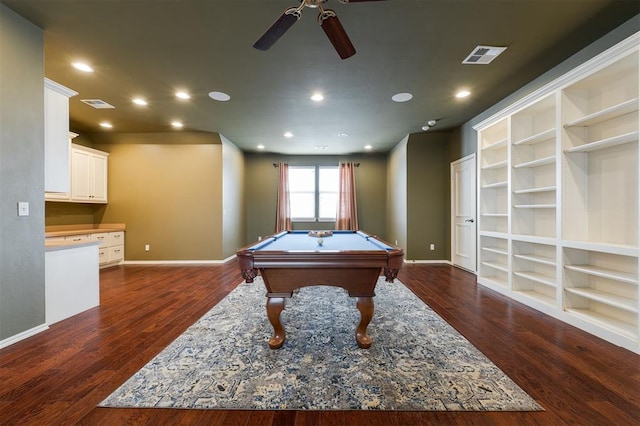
244;153;388;244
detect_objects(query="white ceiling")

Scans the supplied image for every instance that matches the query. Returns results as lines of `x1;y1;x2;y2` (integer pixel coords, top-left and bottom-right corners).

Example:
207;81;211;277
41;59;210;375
4;0;639;154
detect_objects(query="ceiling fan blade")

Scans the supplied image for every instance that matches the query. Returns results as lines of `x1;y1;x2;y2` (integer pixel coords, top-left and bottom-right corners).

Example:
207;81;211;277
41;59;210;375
253;8;300;51
319;11;356;60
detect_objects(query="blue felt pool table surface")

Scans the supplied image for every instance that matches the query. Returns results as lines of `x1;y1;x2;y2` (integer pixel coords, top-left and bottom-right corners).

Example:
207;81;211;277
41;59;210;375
248;230;393;252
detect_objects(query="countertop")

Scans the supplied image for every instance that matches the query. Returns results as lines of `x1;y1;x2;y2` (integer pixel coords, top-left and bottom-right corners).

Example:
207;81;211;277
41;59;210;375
45;223;126;238
45;240;102;252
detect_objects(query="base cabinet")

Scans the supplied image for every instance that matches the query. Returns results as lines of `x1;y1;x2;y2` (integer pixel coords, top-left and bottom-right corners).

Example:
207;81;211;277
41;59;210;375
90;231;125;267
476;33;639;353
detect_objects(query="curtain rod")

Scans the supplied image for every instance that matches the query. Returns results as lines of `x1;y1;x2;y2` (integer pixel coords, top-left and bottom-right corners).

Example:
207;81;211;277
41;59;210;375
273;163;360;167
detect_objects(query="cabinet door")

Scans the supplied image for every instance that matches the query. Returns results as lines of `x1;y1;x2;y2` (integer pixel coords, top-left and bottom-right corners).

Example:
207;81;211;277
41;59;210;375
44;87;70;193
91;154;108;203
71;148;92;201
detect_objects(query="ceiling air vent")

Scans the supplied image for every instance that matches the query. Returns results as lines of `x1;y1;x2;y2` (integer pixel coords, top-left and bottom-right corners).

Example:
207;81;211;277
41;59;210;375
81;99;115;109
462;45;507;64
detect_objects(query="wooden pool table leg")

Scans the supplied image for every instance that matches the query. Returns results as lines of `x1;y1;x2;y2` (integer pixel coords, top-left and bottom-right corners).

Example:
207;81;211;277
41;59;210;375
266;297;286;349
355;296;374;349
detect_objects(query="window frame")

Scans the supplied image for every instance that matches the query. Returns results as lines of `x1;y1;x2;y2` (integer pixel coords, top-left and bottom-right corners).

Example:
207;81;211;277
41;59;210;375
288;165;339;222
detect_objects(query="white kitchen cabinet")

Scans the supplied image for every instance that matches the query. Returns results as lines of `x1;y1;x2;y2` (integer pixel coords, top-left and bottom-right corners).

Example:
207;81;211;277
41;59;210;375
476;32;639;353
44;78;76;193
71;144;108;203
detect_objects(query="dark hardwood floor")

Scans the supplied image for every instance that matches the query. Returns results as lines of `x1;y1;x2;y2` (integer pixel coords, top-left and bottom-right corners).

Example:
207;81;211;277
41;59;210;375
0;262;638;425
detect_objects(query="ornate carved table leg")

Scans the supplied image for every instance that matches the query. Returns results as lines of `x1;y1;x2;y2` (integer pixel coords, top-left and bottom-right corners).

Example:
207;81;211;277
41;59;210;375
355;296;374;349
266;297;286;349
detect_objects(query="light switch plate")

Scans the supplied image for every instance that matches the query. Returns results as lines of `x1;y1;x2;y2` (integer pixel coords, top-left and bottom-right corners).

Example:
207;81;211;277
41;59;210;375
18;202;29;217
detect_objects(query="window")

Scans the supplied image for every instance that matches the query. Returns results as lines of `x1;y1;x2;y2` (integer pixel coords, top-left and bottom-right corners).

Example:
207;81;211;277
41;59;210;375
289;165;339;221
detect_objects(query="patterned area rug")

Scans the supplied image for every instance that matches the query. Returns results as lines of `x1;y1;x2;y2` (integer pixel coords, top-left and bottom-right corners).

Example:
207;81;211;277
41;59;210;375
100;277;542;411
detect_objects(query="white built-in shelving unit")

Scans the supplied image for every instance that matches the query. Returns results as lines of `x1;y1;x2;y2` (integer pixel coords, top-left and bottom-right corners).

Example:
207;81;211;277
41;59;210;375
475;32;639;354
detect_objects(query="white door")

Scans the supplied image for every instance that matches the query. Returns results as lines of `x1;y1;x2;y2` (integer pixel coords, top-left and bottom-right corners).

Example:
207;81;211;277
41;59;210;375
451;154;476;271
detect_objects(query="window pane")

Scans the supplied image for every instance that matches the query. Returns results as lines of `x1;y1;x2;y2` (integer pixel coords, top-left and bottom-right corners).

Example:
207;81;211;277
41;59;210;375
319;167;339;191
290;193;315;219
319;193;338;219
289;167;315;192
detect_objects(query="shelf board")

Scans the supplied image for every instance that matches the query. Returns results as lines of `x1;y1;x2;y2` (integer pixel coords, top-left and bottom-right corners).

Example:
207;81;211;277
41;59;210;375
513;271;556;287
564;131;638;153
513;155;555;168
561;240;638;257
565;287;638;314
513;204;556;209
565;308;638;340
513;186;556;194
481;246;509;256
481;213;508;217
479;231;508;239
564;264;638;285
481;261;508;273
478;275;509;288
513;128;556;146
481;159;508;170
482;180;508;189
482;137;508;150
514;253;556;266
514;289;556;306
564;98;639;127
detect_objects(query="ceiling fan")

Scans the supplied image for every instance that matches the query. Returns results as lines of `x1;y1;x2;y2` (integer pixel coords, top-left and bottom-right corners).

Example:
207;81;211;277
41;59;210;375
253;0;385;60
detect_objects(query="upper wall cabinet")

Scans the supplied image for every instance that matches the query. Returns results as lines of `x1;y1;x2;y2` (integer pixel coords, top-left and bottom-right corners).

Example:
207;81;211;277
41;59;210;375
46;143;109;204
476;32;639;354
44;78;77;193
71;144;108;203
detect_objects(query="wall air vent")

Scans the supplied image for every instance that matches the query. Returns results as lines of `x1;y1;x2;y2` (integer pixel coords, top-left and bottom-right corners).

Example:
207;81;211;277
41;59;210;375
462;45;507;64
81;99;115;109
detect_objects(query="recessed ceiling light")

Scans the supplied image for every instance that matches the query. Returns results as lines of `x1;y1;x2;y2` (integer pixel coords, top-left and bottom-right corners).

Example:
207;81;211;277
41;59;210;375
455;90;471;98
314;145;328;151
175;91;190;100
392;92;413;103
99;122;112;129
132;98;148;106
171;121;183;129
257;144;265;150
209;91;231;102
364;145;372;150
338;132;348;137
72;62;93;73
284;131;293;138
310;93;324;102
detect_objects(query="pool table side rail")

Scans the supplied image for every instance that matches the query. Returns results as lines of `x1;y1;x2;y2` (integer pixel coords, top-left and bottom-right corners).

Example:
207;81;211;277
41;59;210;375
236;230;404;284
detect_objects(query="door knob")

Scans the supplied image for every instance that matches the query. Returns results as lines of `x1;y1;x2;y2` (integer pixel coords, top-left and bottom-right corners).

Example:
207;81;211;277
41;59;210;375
465;218;475;223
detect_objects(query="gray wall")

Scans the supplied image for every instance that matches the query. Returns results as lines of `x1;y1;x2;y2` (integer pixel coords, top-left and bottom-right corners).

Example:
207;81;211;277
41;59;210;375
406;132;450;260
221;134;246;257
0;5;45;341
245;153;388;244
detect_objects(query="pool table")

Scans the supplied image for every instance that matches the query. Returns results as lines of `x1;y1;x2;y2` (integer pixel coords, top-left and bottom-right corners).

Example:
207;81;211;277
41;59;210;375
236;230;404;349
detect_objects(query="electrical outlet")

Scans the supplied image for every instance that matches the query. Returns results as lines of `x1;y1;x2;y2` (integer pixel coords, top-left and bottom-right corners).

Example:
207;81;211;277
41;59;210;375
430;243;435;250
145;244;150;251
17;202;29;217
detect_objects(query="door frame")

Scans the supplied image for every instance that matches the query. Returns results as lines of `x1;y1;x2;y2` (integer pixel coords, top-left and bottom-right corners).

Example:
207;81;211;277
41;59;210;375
450;153;477;272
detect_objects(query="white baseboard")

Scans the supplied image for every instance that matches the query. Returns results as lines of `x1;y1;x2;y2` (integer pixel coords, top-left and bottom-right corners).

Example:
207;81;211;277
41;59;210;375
125;254;236;266
0;323;49;350
404;259;452;264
